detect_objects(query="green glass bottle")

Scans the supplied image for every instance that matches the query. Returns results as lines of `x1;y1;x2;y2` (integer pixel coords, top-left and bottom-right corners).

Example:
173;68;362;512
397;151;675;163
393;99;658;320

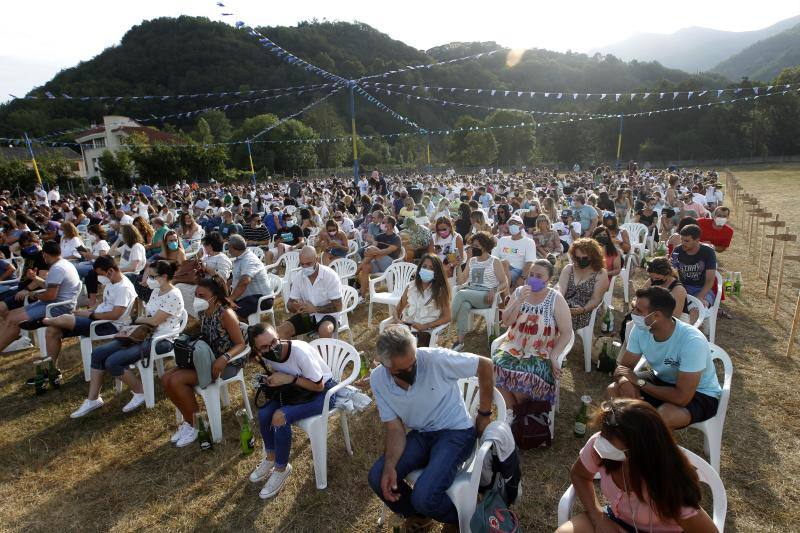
195;413;213;451
33;359;47;396
358;353;370;379
734;272;742;296
237;409;255;455
46;358;60;389
574;395;591;438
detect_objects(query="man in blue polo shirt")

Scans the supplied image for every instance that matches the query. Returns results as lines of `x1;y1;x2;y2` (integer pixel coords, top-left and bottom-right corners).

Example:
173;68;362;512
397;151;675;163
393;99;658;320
609;286;721;430
368;325;495;531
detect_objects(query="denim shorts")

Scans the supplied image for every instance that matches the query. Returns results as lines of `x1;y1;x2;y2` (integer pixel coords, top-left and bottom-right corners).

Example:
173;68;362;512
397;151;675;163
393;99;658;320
26;301;72;321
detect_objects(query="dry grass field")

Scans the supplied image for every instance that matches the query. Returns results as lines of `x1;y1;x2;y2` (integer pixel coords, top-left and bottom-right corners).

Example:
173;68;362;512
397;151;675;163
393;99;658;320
1;165;800;532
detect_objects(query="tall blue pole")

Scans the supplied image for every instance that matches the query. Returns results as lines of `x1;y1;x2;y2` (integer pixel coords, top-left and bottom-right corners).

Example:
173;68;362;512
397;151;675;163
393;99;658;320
349;82;359;188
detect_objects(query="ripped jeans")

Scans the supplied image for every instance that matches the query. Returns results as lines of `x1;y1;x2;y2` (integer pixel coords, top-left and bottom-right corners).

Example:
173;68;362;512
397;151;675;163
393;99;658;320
256;379;336;467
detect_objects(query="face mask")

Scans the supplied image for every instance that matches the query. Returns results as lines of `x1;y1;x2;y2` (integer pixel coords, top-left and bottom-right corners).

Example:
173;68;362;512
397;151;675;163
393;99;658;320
328;231;337;237
527;276;546;292
508;225;521;236
472;247;483;257
97;275;111;286
631;312;654;331
264;341;283;362
438;229;450;238
380;223;388;232
285;220;295;228
714;217;727;226
193;298;210;313
302;265;316;277
575;257;591;269
418;268;435;283
394;360;417;386
22;245;39;257
167;241;178;251
649;277;665;286
593;435;627;461
146;277;161;289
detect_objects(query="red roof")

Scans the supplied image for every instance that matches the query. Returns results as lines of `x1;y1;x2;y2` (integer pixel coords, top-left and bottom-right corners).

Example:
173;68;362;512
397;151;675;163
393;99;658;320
74;126;105;138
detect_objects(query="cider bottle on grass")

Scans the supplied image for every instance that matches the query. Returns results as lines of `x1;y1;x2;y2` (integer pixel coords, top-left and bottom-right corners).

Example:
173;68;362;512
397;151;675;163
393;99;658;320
236;409;255;455
574;395;591;438
734;272;742;296
194;412;213;451
33;359;47;396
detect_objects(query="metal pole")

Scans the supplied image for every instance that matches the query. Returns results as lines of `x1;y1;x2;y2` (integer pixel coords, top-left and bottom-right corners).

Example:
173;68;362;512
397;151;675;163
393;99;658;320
349;83;359;188
615;115;624;170
426;133;431;172
246;141;256;186
23;132;44;187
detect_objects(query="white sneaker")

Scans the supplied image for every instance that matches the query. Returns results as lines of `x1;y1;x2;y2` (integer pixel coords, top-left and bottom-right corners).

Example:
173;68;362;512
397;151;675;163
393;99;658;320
259;463;292;499
122;393;146;413
249;456;275;483
4;335;33;353
170;422;192;443
71;397;104;418
176;426;199;448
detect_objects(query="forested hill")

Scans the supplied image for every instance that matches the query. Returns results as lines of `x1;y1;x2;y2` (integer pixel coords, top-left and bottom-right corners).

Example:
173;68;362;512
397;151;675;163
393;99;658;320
0;15;728;139
713;23;800;81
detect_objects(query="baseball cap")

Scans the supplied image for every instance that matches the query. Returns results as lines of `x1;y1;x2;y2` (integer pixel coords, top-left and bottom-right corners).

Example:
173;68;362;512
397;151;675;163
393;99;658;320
560;209;571;218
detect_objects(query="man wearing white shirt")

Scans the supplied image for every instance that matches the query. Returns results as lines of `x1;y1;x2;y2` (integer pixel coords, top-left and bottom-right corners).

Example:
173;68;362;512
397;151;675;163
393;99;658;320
34;185;47;206
278;247;342;339
358;176;370;196
47;186;60;204
494;215;537;288
553;209;582;252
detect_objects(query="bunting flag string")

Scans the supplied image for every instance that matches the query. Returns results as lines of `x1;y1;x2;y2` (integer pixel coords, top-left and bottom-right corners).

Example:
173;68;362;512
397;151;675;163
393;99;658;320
9;82;338;102
356;49;504;82
362;84;609;118
365;81;796;102
353;86;427;132
246;86;342;142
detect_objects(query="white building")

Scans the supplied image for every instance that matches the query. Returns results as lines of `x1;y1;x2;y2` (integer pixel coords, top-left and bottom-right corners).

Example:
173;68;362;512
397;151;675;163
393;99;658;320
74;115;177;179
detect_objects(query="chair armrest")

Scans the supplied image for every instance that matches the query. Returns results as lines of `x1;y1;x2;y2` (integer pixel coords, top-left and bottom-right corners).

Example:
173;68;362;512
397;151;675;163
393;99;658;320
89;319;116;339
557;484;577;526
368;272;388;296
468;440;494;493
265;260;281;272
227;345;250;363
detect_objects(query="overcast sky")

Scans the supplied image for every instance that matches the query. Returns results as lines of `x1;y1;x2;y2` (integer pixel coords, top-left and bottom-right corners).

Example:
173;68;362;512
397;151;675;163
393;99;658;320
1;0;798;102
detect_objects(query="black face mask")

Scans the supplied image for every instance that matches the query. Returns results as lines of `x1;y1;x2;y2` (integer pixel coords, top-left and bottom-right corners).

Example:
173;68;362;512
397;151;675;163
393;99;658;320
264;341;284;363
576;257;591;268
472;247;483;257
394;361;417;386
650;277;665;286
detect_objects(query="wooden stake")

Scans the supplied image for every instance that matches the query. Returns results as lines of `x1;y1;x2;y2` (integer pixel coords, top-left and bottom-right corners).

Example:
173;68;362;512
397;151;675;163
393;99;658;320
747;207;764;255
788;289;800;357
772;234;798;319
754;212;773;269
764;216;785;296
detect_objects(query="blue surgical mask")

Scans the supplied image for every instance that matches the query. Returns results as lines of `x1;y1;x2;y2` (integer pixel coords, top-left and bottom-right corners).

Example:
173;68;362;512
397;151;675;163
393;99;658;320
508;224;521;236
418;268;435;283
167;241;178;251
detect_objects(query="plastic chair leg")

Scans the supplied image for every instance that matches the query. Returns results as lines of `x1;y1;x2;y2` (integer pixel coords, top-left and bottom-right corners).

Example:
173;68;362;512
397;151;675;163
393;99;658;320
36;328;47;358
220;383;231;407
368;300;373;327
341;413;353;455
705;426;721;472
140;364;156;408
80;338;93;382
308;419;329;489
239;377;253;420
155;358;166;378
202;386;223;443
581;329;592;373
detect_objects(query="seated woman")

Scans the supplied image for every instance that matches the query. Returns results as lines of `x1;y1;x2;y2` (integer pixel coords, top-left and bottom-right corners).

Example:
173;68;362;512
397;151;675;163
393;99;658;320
494;259;572;423
76;224;111;307
162;276;247;447
428;216;464;277
382;254;451;347
247;323;339;500
177;232;232;318
602;213;631;255
530;215;562;263
451;231;508;351
146;217;168;258
557;238;608;331
133;216;155;255
70;260;185;418
112;224;147;284
555;398;717;533
316;219;349;266
178;212;204;248
591;226;622;281
401;216;431;262
59;222;85;263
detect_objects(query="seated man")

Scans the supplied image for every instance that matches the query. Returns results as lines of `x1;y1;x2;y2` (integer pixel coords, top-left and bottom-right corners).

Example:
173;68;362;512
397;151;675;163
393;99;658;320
37;255;137;386
278;246;342;339
264;211;305;265
357;216;402;300
609;286;721;429
240;212;273;251
671;224;717;307
696;206;733;253
0;241;82;355
228;234;274;322
368;325;494;532
494;215;536;289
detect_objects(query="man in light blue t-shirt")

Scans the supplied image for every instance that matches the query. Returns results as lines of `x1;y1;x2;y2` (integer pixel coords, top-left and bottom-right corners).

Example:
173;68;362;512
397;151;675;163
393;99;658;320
609;286;721;430
368;325;495;530
572;194;598;237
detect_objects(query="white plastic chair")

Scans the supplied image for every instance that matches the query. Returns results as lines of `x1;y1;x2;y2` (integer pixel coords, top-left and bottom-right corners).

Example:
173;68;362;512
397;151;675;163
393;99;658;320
491;329;575;437
345;240;360;261
700;272;723;344
380;377;507;532
378;317;450;348
79;298;138;382
266;250;300;302
27;294;79;358
683;294;707;329
184;240;202;260
329;257;358;283
247;273;282;328
602;274;619;309
336;286;360;344
621;222;648;264
634;343;732;472
576;306;599;372
391;246;407;264
557;446;727;531
467;290;503;344
368;262;417;327
617;254;635;304
192;325;253;443
136;310;190;408
248;246;265;262
294;338;360;489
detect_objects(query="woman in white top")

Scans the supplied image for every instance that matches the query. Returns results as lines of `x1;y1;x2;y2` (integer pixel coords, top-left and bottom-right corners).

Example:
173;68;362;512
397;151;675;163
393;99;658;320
179;213;204;246
427;216;464;278
177;232;233;317
384;254;451;347
159;204;176;226
114;225;147;282
76;224;112;307
71;260;185;419
452;231;508;351
59;222;85;262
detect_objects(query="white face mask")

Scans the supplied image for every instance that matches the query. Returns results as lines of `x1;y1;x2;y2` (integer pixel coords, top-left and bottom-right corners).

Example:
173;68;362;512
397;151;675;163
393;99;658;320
146;277;161;290
714;217;727;227
631;312;654;331
97;275;111;286
302;265;316;277
193;298;210;313
508;224;521;236
593;435;627;461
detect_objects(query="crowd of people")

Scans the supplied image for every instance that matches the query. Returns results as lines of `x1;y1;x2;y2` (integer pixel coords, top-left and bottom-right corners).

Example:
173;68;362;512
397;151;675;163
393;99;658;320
1;164;733;531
